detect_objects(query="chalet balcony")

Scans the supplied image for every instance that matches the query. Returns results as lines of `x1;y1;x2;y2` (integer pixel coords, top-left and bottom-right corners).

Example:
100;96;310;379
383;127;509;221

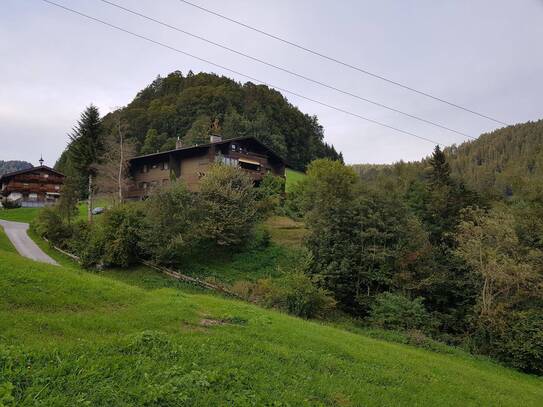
4;182;61;194
14;174;64;184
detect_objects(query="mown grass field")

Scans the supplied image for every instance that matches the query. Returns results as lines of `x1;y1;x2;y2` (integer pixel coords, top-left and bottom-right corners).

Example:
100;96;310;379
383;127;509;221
1;249;542;406
0;204;86;223
0;207;40;223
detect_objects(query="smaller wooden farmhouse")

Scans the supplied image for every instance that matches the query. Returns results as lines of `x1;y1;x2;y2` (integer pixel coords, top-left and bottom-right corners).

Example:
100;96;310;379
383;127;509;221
0;160;65;207
127;135;285;199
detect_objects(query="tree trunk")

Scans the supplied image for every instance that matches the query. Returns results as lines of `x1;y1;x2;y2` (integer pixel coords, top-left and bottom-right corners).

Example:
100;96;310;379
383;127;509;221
88;173;93;223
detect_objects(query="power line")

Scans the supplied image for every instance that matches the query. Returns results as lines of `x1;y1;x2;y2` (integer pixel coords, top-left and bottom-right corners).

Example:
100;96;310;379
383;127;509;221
178;0;510;126
39;0;444;146
99;0;474;140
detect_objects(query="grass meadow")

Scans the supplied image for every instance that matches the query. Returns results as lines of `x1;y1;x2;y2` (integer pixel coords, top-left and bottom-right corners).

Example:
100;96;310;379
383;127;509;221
1;249;542;406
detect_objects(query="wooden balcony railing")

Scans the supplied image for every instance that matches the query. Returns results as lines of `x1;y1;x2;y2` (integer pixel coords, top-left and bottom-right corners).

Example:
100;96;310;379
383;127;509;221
13;174;64;183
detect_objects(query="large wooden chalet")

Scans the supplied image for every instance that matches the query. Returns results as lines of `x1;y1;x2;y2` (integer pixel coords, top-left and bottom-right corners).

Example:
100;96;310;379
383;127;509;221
127;135;285;199
0;161;65;207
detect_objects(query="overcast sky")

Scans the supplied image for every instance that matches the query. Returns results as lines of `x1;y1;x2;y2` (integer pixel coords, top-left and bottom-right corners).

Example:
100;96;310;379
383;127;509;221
1;0;542;166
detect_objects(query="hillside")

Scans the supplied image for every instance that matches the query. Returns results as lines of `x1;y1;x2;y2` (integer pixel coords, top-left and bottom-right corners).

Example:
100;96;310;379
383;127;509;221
445;120;543;199
353;119;543;200
0;249;542;406
56;71;342;174
0;160;32;176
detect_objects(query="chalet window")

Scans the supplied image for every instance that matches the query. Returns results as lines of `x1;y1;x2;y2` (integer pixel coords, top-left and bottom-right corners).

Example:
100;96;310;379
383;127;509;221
216;155;239;167
43;174;49;178
151;163;158;169
140;165;148;174
231;144;236;151
162;162;169;170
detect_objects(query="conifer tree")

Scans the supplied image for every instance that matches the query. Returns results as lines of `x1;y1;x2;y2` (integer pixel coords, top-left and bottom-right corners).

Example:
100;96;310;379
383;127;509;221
68;104;104;222
427;145;451;186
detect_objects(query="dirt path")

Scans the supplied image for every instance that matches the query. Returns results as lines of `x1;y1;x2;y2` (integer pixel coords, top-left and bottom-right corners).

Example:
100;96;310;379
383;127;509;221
0;220;58;265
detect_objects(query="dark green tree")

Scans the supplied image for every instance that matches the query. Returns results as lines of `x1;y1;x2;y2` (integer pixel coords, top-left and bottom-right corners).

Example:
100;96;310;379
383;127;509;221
140;129;169;154
57;173;79;225
68;104;104;222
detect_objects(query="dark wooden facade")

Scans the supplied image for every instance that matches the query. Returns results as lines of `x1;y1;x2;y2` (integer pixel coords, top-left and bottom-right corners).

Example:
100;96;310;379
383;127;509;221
127;136;286;200
0;166;65;207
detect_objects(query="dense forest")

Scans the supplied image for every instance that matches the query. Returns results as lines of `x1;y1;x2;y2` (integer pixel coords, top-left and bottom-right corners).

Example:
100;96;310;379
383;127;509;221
305;121;543;375
294;138;543;374
0;160;32;175
353;119;543;201
56;71;342;177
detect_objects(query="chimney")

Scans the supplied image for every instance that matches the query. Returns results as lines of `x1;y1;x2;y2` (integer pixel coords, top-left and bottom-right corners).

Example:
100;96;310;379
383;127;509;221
209;135;222;143
175;136;183;149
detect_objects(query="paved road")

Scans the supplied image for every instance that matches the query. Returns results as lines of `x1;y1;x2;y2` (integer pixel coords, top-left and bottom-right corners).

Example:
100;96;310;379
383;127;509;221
0;219;58;265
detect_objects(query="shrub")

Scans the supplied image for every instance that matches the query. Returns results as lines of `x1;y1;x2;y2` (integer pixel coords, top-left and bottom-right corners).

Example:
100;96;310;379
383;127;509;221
472;310;543;375
139;182;199;264
284;179;308;219
0;199;21;209
256;172;285;215
230;264;335;320
198;164;259;247
263;272;336;319
369;292;434;332
32;207;73;248
81;204;144;268
65;219;90;255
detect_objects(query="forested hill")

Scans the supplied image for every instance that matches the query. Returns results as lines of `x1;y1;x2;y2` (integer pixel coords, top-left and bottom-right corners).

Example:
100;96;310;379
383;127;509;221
100;71;342;170
0;160;32;175
445;120;543;199
353;119;543;200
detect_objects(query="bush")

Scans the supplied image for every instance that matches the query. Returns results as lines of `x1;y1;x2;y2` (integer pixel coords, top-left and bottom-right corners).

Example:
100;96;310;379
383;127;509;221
32;207;73;248
231;272;335;319
369;292;434;332
81;204;144;268
198;164;259;247
139;182;199;264
472;310;543;375
0;199;21;209
284;179;308;219
262;272;336;319
256;173;285;215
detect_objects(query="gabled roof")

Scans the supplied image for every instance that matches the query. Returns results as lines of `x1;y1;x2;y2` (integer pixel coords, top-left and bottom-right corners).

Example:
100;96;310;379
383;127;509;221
0;165;65;182
129;136;286;164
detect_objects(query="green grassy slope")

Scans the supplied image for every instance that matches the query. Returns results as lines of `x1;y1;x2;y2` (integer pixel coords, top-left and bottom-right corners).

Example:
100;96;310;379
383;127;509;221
285;167;306;192
0;207;40;223
0;227;16;253
1;251;541;406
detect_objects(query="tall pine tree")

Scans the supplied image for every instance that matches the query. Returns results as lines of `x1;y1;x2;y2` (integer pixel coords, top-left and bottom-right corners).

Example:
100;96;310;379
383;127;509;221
68;105;104;222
